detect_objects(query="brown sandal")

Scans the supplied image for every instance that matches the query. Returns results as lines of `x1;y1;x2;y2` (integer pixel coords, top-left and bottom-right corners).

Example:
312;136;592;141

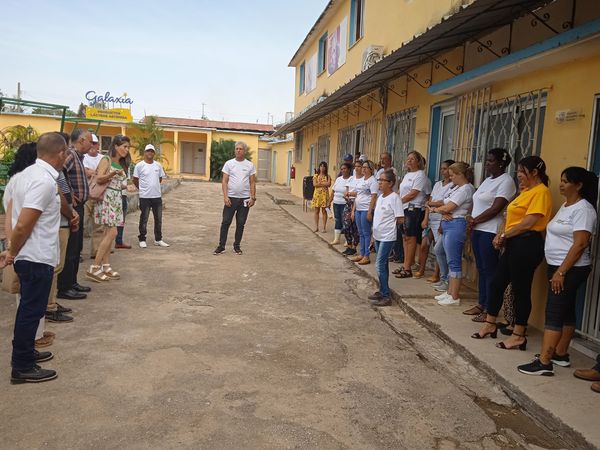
394;268;413;279
462;305;483;315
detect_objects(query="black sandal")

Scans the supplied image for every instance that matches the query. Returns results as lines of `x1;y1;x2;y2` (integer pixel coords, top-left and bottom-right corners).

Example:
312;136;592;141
496;331;527;351
471;320;498;339
394;268;413;278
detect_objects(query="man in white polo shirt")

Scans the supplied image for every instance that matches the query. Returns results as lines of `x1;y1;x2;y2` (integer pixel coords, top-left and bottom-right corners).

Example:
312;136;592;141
83;134;104;258
0;132;66;384
133;144;169;248
213;141;256;255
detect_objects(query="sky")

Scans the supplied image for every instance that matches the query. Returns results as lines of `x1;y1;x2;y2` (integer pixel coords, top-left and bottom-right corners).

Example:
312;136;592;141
0;0;327;125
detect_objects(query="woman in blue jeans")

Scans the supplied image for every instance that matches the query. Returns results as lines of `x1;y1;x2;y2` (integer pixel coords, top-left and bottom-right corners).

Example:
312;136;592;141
328;162;353;245
368;169;404;307
429;162;475;305
466;148;516;321
350;160;378;265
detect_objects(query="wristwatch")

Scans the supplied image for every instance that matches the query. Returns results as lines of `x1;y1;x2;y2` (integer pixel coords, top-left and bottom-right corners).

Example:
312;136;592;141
558;271;566;277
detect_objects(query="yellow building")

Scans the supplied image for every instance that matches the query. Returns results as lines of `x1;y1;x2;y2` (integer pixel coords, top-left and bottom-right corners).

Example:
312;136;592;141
0;113;275;181
276;0;600;345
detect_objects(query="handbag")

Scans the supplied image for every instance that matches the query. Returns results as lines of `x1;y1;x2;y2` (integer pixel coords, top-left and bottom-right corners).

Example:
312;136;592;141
2;264;20;294
88;174;109;201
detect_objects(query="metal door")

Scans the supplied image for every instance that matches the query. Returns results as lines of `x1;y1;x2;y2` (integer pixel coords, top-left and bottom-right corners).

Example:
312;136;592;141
257;148;272;181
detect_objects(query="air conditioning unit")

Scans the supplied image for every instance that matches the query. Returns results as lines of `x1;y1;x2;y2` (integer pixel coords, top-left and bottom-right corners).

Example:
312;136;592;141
362;45;384;72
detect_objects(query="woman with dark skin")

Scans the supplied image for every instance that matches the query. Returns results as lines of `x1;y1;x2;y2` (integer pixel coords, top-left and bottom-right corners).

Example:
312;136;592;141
465;149;516;321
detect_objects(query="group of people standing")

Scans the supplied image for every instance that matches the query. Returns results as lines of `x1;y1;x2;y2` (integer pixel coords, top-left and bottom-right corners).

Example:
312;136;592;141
316;148;600;388
0;129;169;384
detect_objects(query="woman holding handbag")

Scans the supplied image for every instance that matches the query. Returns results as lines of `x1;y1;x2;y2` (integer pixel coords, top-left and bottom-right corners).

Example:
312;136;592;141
87;135;129;282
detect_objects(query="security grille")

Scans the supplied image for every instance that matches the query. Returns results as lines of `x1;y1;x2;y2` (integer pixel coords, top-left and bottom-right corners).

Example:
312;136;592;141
317;134;330;167
386;107;417;178
337;123;365;166
294;130;304;163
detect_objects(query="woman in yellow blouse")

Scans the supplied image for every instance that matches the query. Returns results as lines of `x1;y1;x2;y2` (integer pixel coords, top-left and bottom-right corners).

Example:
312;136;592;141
472;156;552;351
311;161;332;233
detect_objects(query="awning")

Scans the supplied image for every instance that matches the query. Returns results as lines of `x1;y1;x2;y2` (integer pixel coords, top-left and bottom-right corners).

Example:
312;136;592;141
275;0;551;136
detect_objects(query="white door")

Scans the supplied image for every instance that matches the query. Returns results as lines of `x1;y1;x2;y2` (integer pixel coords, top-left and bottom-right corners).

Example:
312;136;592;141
180;142;206;175
257;149;272;181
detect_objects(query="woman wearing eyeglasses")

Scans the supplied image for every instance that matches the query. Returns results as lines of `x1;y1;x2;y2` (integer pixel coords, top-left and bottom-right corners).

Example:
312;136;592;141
350;160;378;265
369;169;404;307
472;156;552;351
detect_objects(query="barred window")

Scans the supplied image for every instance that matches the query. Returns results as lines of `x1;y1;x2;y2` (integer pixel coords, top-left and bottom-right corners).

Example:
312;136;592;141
386;107;416;178
294;130;304;163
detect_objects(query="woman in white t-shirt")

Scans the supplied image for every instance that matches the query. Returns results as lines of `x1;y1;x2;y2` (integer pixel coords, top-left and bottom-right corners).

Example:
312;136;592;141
368;169;404;307
328;162;352;245
350;160;378;265
342;161;363;257
466;148;516;321
424;159;455;287
518;167;598;376
395;151;428;278
429;162;475;305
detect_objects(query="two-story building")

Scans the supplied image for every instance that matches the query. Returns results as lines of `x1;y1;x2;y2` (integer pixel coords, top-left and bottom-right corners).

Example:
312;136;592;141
276;0;600;350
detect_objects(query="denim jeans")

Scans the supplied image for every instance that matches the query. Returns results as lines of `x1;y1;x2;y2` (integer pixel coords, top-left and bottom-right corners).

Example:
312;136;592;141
12;260;54;370
355;210;372;257
333;203;345;231
594;354;600;371
471;230;499;310
138;197;163;242
219;197;250;248
116;195;128;245
375;240;395;297
434;230;448;282
442;218;467;278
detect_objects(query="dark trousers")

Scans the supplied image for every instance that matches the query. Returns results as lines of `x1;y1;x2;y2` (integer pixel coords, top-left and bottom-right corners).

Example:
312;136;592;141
545;265;591;331
471;230;499;310
487;232;544;327
219;197;250;248
116;195;128;244
138;197;163;242
12;260;54;370
57;203;84;292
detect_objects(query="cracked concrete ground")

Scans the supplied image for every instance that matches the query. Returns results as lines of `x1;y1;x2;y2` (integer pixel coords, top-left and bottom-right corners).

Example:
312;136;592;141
0;181;567;449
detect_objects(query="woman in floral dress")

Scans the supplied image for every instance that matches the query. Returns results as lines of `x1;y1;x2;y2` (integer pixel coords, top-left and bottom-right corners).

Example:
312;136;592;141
87;135;130;282
311;161;331;232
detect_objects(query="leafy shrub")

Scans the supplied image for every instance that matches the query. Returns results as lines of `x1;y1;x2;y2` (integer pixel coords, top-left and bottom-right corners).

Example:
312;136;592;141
210;139;252;181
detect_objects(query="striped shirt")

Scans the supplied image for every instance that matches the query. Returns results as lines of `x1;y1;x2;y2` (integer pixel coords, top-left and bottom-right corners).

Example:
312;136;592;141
64;147;89;206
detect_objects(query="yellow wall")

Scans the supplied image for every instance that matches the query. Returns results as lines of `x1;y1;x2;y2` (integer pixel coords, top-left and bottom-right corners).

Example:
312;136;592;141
211;131;261;165
293;0;473;113
271;140;294;185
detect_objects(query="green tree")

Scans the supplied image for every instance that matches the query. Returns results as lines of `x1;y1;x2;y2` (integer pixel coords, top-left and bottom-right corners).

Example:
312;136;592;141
31;107;77;116
0;125;40;165
129;115;173;165
209;139;252;181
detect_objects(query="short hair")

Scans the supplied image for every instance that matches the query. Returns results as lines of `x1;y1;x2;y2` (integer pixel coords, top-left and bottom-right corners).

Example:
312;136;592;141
449;161;474;184
58;132;70;146
407;151;425;170
341;162;353;172
70;128;88;143
362;159;376;173
488;147;512;170
37;132;67;157
383;168;396;186
380;152;391;160
235;141;248;151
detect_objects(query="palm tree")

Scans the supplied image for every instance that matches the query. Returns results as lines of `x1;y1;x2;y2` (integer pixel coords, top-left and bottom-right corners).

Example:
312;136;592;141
130;115;173;164
0;125;40;164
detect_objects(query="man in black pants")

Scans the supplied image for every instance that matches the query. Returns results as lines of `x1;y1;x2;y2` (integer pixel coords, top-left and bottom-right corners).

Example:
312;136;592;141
214;141;256;255
57;128;92;300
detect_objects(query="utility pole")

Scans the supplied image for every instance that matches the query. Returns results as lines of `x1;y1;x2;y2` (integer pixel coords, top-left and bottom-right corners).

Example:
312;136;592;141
201;103;207;120
16;81;23;112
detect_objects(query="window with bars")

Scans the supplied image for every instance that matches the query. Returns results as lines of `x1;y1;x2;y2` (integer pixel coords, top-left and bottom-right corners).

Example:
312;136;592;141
317;134;330;167
294;130;304;163
337;124;364;167
386;107;417;178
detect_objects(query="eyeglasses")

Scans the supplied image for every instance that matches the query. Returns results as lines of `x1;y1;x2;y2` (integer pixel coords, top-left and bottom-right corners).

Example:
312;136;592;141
377;178;390;182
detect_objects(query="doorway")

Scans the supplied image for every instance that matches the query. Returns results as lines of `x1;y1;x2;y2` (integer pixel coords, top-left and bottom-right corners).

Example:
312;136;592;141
180;141;206;175
257;148;272;181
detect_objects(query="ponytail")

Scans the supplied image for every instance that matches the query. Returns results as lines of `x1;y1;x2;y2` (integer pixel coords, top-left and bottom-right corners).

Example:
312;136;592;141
562;166;599;208
449;161;474;184
519;156;549;186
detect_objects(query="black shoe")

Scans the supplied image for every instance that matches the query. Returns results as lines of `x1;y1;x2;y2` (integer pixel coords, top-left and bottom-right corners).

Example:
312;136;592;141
11;365;57;384
371;297;392;307
57;289;87;300
500;327;513;336
213;246;225;255
518;358;554;376
344;248;357;256
56;303;72;314
34;350;54;363
534;352;570;367
72;283;91;293
368;291;383;300
233;246;243;255
45;310;74;323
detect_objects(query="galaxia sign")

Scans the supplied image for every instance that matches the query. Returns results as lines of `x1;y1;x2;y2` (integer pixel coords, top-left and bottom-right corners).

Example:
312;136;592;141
85;90;133;105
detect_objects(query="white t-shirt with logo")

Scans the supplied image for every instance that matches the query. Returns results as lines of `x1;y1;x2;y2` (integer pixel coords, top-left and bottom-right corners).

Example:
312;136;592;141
444;183;475;218
354;175;379;211
472;173;517;234
133;160;166;199
545;199;597;267
429;180;454;229
83;153;104;171
373;193;404;242
332;176;351;205
222;158;256;198
9;160;61;267
399;169;427;208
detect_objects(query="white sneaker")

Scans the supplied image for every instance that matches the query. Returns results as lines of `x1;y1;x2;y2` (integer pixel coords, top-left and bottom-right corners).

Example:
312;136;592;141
154;240;170;247
139;241;147;248
438;296;461;306
434;292;451;301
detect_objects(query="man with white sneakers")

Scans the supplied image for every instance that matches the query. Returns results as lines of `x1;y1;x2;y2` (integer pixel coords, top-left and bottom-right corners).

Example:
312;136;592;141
133;144;169;248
